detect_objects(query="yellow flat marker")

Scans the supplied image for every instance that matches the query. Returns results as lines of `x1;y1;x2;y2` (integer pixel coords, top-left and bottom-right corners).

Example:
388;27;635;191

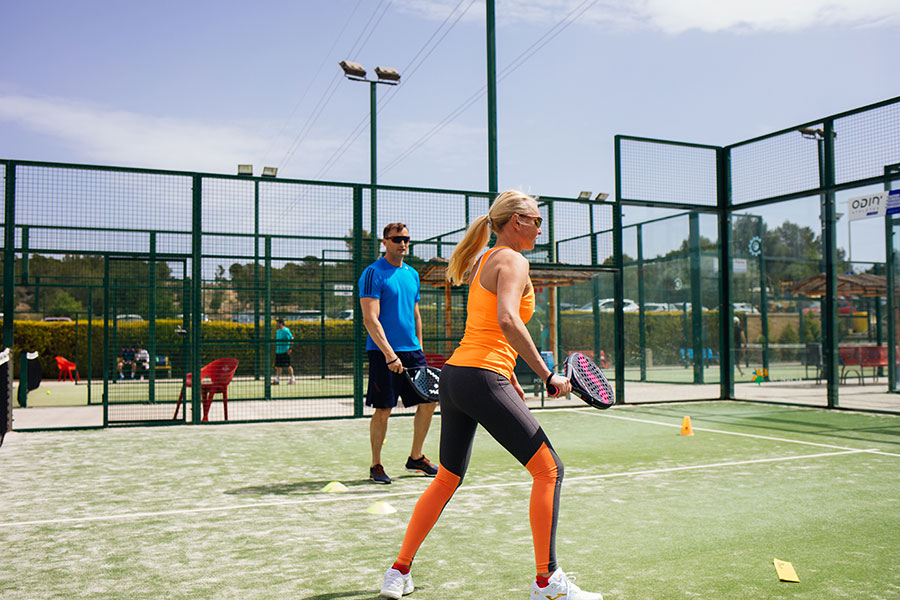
366;501;397;515
774;558;799;582
321;481;348;493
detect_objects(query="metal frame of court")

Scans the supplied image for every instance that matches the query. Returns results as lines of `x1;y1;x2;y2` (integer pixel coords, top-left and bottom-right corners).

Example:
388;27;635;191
2;95;900;431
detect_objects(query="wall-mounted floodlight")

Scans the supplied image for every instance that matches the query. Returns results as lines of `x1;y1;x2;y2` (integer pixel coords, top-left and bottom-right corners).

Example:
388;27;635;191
374;66;401;83
261;166;278;178
595;192;609;201
238;164;253;176
339;60;367;79
799;127;824;139
578;191;591;200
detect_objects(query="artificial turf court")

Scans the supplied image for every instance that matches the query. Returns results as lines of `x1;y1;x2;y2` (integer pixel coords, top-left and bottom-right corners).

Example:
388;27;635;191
1;401;898;599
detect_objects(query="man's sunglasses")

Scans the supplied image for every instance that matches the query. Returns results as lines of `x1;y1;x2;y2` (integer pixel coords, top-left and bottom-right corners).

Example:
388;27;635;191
388;236;411;244
517;214;543;228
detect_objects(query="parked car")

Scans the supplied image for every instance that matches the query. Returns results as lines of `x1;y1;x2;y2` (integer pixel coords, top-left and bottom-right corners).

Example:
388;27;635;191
115;314;143;322
42;316;73;322
802;299;855;316
332;309;354;320
671;302;709;312
176;313;210;322
642;302;670;312
576;298;640;312
732;302;759;314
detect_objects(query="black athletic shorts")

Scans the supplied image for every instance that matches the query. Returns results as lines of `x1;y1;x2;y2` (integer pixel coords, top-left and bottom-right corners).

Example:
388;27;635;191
366;349;428;409
274;352;291;367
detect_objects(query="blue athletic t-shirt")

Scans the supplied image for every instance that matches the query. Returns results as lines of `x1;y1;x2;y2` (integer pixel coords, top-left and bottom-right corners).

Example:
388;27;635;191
359;257;421;352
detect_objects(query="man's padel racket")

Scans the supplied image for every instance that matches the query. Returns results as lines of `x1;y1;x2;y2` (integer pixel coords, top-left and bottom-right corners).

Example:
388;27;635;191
547;352;615;409
403;366;441;403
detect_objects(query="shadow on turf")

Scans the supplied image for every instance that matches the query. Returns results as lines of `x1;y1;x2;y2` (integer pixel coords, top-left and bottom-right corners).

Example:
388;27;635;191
300;591;382;599
224;474;428;496
224;479;372;496
302;583;432;600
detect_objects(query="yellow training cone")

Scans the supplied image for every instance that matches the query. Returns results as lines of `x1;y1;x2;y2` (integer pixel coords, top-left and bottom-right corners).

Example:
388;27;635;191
366;501;397;515
680;416;694;436
322;481;349;493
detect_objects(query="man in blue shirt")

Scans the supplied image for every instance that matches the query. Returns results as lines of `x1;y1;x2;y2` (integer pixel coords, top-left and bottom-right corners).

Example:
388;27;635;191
359;222;438;484
273;317;295;385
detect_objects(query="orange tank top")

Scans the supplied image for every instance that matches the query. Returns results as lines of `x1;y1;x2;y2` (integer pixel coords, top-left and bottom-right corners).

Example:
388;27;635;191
446;246;535;380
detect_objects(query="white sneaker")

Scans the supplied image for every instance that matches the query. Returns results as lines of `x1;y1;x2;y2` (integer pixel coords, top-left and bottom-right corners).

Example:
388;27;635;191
380;567;414;598
531;568;602;600
288;378;296;385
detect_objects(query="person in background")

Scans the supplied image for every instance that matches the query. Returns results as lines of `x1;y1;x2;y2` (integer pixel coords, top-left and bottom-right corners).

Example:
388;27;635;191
273;317;295;385
734;316;746;376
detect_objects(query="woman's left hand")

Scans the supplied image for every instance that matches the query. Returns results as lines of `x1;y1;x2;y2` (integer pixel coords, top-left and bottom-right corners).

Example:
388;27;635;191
512;378;525;401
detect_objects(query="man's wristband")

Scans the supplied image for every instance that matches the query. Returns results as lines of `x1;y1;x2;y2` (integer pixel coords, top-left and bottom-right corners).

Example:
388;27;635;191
545;373;554;388
386;357;400;365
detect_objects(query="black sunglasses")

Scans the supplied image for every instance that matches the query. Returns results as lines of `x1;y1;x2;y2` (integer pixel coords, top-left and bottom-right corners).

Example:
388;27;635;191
388;236;410;244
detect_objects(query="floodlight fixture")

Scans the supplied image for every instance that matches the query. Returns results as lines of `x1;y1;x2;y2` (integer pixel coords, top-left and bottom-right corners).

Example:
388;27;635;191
578;191;591;200
595;192;609;201
261;166;278;178
339;60;367;79
374;66;401;83
238;164;253;176
799;127;824;140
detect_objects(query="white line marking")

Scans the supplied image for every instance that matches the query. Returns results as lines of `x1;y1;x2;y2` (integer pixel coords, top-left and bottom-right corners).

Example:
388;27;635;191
582;410;888;452
0;448;877;528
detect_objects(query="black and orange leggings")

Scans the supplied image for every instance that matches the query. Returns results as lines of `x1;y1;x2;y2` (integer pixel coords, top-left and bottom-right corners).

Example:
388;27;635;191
397;364;563;574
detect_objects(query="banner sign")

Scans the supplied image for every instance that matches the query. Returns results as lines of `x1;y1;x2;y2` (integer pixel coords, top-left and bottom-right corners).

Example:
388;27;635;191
847;189;900;221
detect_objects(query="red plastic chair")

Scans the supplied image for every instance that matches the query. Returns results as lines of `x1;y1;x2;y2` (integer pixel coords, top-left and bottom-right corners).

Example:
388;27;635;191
55;356;80;382
172;358;239;422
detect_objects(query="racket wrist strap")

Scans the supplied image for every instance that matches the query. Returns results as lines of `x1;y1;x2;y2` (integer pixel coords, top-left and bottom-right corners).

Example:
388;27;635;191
386;357;399;365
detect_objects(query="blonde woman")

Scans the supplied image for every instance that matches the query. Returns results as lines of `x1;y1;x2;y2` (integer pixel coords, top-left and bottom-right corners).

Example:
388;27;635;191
379;191;603;599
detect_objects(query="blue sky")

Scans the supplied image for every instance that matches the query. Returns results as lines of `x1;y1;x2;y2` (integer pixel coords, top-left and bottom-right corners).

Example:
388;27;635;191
1;0;898;261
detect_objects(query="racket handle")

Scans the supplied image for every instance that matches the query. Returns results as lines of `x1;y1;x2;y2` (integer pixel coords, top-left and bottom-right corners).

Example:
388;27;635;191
545;373;559;397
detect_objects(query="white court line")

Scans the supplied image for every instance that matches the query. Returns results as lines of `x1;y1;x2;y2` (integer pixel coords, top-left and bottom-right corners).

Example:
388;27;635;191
0;447;877;529
581;408;900;456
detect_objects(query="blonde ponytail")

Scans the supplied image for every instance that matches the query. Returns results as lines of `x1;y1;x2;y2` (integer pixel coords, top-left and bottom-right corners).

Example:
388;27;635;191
447;215;491;285
446;190;537;285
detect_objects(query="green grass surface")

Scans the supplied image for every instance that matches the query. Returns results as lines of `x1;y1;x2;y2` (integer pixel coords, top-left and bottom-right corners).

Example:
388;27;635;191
2;402;898;599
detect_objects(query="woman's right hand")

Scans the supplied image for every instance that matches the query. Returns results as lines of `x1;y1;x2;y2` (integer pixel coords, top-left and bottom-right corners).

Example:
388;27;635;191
546;373;571;397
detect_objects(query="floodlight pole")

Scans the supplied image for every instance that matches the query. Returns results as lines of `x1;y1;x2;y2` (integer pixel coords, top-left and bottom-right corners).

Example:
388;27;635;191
486;0;499;195
341;63;399;260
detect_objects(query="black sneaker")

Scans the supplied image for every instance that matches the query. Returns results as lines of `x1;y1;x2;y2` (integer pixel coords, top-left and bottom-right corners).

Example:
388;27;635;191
406;455;438;476
370;464;391;484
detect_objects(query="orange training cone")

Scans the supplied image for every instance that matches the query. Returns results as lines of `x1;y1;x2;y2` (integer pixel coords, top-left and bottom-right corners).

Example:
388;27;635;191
680;416;694;436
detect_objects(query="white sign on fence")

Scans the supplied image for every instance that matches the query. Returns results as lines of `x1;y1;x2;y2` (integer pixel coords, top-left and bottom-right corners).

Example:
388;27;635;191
333;284;353;297
847;189;900;221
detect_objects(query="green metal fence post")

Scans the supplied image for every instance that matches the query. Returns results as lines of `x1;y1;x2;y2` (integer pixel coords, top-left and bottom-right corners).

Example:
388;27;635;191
264;236;272;400
689;212;703;383
757;216;770;380
486;0;498;194
637;224;646;381
148;232;157;404
3;162;15;350
613;201;625;404
822;119;839;408
191;174;202;424
352;186;365;417
254;179;261;380
717;146;734;398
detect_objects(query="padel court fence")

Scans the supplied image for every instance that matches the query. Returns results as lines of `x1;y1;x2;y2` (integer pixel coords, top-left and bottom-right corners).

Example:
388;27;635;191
3;95;900;431
615;94;900;413
1;162;615;429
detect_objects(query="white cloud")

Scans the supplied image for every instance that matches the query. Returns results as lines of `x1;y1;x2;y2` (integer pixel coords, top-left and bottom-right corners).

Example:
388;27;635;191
0;94;282;174
394;0;900;33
